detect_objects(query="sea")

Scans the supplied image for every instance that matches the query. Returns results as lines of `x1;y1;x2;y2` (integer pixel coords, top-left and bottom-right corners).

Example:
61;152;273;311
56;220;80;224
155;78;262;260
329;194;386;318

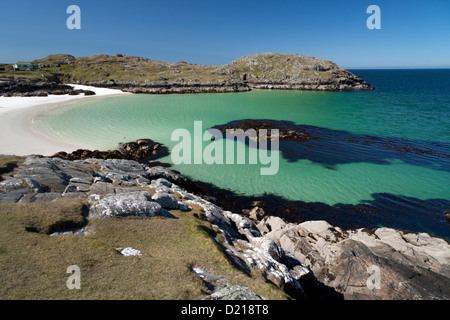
34;69;450;239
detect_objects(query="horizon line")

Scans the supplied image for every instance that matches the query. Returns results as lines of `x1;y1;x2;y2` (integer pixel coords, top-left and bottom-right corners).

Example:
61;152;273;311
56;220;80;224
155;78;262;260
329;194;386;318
347;66;450;70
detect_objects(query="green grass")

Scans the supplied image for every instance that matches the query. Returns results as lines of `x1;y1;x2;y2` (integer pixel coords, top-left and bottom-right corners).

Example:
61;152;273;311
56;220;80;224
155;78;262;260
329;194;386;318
0;199;288;300
2;52;345;85
17;198;88;234
0;69;58;82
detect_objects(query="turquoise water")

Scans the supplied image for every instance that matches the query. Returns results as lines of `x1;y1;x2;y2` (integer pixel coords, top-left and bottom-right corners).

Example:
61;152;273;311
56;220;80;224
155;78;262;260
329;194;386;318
34;70;450;236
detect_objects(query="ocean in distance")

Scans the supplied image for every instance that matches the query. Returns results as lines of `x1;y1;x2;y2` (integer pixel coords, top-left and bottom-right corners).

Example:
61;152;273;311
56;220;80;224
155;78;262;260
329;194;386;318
34;69;450;239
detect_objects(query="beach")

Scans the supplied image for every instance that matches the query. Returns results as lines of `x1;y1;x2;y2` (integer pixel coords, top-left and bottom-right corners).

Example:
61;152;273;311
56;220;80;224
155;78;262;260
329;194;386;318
0;85;129;156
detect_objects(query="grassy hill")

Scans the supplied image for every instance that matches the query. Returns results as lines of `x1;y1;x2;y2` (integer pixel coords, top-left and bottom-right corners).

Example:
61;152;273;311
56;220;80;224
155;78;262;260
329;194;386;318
0;52;372;91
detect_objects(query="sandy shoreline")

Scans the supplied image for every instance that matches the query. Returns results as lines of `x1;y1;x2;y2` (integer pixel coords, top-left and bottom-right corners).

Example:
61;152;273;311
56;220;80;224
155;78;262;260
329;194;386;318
0;85;130;156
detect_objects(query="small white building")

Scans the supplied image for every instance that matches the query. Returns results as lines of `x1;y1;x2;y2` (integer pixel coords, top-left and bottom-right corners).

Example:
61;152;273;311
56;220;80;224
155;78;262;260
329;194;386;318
13;62;38;71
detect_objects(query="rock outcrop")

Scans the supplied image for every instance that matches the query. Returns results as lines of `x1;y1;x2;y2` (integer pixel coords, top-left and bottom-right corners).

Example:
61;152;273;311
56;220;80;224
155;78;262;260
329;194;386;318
90;192;163;217
6;52;373;94
76;53;373;93
229;53;373;91
1;155;448;300
0;81;95;97
257;217;450;300
111;81;251;94
119;247;144;256
1;53;373;96
213;119;313;142
203;286;266;300
50;139;169;163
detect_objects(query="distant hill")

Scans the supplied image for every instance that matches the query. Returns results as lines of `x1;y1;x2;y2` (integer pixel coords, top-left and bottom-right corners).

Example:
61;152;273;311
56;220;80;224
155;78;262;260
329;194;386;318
0;53;373;93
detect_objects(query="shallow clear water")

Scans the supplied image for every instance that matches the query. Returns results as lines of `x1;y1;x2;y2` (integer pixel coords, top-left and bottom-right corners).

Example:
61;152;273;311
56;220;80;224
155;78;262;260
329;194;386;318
35;69;450;237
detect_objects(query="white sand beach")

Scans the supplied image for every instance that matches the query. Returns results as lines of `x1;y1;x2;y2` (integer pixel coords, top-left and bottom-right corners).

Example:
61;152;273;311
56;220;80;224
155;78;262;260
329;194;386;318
0;85;130;156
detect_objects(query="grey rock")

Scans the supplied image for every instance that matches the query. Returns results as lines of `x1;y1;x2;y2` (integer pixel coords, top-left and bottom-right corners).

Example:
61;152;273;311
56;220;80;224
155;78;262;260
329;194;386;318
63;184;78;193
57;161;94;181
257;216;286;235
192;267;229;293
105;172;131;184
151;192;179;209
19;192;62;203
203;286;266;300
149;177;174;193
154;178;172;188
136;178;150;187
32;192;62;203
146;166;191;188
189;200;234;234
69;177;93;185
120;247;143;256
93;172;111;183
15;159;69;193
256;217;450;300
327;239;450;300
72;183;90;192
0;178;26;192
93;176;103;184
98;159;148;179
0;191;23;203
249;206;266;221
61;192;87;199
290;265;313;282
249;237;284;262
88;182;116;195
114;187;141;194
18;193;35;203
90;191;162;217
177;202;192;211
23;157;58;168
229;213;255;230
24;178;42;193
228;212;262;239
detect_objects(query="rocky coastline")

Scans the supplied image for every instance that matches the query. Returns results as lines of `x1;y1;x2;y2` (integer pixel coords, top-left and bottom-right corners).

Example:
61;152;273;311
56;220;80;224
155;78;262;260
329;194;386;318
50;139;169;164
0;140;449;300
0;52;374;96
0;81;95;97
0;78;372;97
76;77;373;94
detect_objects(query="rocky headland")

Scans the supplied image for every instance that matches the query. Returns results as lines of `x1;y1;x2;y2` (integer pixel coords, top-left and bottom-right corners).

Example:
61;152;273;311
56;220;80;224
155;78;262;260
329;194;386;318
0;140;449;300
0;52;373;96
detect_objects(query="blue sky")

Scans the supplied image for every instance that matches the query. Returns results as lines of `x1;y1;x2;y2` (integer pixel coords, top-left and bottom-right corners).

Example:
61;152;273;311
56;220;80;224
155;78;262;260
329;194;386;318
1;0;449;68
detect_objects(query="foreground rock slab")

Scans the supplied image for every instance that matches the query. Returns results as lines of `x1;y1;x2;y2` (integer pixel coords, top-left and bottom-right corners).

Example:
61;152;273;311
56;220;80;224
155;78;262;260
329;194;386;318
203;286;266;300
258;217;450;300
90;192;162;217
